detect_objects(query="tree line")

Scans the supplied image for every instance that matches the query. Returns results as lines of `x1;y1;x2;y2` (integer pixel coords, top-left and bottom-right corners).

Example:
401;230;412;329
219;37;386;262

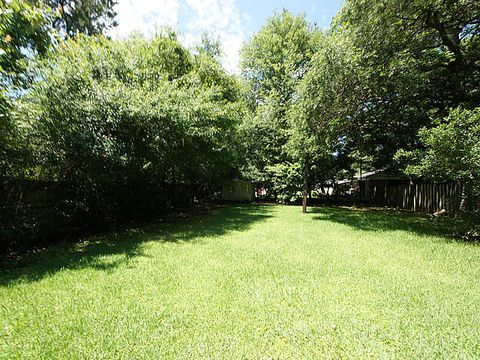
1;0;479;251
241;1;479;236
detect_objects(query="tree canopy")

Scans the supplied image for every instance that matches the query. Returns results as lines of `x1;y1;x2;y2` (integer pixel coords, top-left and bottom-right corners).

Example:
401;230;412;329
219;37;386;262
0;0;55;180
330;0;480;169
1;3;480;249
48;0;117;37
240;11;323;202
18;32;244;218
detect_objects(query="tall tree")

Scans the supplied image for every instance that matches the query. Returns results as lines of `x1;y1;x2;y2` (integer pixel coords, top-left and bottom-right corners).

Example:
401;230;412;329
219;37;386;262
332;0;480;169
290;32;363;212
240;10;321;203
48;0;117;37
0;0;54;180
20;32;243;221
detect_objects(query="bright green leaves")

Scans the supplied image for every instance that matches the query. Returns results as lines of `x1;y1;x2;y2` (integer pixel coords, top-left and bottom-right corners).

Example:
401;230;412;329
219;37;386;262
0;0;54;82
396;107;480;237
329;0;480;171
0;0;56;180
241;10;317;106
240;11;322;200
398;107;480;184
17;32;245;218
49;0;118;37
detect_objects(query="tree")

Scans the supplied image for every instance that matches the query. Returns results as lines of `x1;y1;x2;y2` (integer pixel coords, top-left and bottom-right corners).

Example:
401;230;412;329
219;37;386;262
338;0;479;77
332;0;480;169
48;0;117;37
19;32;244;223
397;107;480;237
290;31;363;212
240;10;321;202
0;0;53;81
0;0;54;180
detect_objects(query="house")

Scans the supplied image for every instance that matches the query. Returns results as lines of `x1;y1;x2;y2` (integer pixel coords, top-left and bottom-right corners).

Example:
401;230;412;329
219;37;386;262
337;169;410;199
357;169;410;203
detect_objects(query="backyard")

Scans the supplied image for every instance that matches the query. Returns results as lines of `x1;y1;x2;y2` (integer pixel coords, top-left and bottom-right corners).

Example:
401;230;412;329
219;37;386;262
1;205;479;358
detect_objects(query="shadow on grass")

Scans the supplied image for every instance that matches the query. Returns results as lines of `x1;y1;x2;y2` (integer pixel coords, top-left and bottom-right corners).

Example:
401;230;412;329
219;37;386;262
310;206;459;238
0;205;273;286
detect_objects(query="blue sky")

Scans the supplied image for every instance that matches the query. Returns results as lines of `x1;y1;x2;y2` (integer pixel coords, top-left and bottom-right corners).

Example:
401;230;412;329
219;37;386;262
237;0;344;33
109;0;344;73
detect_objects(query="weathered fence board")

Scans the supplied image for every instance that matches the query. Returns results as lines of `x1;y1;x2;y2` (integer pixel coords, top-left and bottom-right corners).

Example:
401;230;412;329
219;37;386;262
364;182;463;215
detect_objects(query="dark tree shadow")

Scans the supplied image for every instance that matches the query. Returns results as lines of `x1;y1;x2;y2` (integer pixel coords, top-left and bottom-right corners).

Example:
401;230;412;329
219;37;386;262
0;205;273;286
310;206;460;239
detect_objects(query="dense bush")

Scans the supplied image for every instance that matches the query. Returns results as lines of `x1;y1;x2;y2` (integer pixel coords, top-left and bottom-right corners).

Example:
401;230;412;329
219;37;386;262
2;2;479;252
398;107;480;239
1;33;246;252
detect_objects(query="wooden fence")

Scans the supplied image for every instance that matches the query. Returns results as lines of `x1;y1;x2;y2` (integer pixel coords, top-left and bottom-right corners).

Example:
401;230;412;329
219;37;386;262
364;182;463;215
0;180;195;253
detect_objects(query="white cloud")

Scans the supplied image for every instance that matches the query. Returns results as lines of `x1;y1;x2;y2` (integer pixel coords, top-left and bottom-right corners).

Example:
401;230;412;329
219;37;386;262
110;0;180;37
109;0;245;73
182;0;246;73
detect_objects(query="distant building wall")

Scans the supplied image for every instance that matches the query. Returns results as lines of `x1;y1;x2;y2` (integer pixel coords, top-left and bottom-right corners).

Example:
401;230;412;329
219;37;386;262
221;180;254;202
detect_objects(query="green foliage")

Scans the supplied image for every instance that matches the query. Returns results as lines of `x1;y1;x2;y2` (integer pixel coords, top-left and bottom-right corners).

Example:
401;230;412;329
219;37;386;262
332;0;480;168
0;0;54;180
337;0;480;75
0;0;53;80
240;11;321;200
290;32;364;190
264;162;302;203
2;0;479;243
17;32;244;222
240;3;480;203
397;107;480;237
399;107;480;184
195;32;222;60
48;0;118;37
241;10;320;106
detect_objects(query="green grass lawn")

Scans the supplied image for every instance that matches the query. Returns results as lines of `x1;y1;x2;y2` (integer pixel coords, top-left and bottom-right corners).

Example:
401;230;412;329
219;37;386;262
1;205;479;359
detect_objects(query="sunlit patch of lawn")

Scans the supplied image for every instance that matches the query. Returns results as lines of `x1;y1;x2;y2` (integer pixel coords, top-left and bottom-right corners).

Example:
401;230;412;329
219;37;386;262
1;205;479;358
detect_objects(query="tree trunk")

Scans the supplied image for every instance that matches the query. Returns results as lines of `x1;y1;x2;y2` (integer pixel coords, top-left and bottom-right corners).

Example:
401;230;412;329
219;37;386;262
463;180;475;214
302;154;309;213
171;166;176;208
